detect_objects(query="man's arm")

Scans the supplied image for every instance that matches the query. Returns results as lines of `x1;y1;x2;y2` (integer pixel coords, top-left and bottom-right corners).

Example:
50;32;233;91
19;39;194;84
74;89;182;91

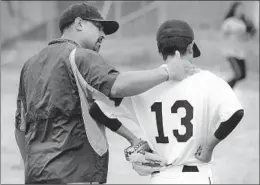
110;52;186;98
89;102;140;145
89;101;167;175
110;67;168;98
75;49;188;99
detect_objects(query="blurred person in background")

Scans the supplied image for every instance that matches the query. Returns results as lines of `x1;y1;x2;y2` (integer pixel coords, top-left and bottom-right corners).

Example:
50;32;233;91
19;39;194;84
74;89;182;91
14;2;191;184
221;1;257;89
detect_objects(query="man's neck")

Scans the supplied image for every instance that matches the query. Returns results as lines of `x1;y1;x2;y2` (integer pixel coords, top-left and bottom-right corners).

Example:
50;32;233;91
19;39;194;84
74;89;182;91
61;34;83;48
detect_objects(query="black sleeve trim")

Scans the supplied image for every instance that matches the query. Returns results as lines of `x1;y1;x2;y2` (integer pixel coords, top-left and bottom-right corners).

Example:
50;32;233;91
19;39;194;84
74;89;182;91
89;102;122;132
214;109;244;140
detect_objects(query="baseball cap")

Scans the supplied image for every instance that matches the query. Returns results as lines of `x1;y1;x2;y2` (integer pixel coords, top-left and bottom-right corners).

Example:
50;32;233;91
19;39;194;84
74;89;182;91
59;3;119;35
156;19;201;58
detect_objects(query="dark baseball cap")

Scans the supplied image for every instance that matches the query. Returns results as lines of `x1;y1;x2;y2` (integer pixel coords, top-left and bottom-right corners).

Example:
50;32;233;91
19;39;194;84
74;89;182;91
156;19;201;58
59;3;119;35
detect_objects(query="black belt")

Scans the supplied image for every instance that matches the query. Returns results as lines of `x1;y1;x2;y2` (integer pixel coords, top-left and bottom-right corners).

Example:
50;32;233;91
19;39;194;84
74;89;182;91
182;165;199;172
152;165;199;174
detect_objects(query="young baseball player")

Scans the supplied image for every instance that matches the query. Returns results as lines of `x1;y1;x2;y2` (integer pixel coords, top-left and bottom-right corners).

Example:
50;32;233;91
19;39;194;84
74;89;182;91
90;20;244;184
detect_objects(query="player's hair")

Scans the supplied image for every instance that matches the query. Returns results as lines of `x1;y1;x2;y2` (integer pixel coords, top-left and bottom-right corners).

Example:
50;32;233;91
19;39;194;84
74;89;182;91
157;37;188;61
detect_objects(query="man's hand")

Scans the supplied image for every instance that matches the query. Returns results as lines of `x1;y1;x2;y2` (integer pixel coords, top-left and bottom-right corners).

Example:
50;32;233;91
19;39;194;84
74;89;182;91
124;140;165;164
195;144;214;163
163;50;193;81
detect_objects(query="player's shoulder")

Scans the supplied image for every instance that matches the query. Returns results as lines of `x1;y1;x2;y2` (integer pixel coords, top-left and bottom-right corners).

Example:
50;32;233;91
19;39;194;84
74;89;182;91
198;70;231;88
200;71;238;101
193;70;218;81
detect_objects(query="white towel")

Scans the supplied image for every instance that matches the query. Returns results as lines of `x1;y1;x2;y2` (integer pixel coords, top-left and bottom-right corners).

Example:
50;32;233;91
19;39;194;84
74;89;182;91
69;48;108;157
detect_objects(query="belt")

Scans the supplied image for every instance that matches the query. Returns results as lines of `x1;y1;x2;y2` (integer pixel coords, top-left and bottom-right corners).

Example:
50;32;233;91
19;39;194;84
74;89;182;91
153;165;199;174
182;165;199;172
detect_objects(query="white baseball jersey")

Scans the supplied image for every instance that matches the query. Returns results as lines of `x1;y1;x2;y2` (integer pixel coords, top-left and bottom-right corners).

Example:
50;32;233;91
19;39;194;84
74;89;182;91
95;70;243;166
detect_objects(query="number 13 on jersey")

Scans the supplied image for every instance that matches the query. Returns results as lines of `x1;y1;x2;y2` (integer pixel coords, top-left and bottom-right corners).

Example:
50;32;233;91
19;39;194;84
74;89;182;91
151;100;194;143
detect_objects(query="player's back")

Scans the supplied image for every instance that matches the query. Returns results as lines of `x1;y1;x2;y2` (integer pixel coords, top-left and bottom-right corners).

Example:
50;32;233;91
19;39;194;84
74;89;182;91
94;69;241;166
129;70;236;166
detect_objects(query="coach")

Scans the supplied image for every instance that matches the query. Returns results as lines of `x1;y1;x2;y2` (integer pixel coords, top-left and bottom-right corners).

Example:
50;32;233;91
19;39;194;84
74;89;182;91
14;3;189;184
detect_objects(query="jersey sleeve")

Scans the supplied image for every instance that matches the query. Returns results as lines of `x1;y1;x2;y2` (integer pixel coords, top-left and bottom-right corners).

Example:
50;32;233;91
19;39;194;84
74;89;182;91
208;77;243;129
75;48;119;97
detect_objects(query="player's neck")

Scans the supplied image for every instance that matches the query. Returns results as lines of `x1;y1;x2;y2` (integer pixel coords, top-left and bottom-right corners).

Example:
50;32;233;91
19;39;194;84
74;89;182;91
165;55;192;64
184;64;201;78
166;57;201;79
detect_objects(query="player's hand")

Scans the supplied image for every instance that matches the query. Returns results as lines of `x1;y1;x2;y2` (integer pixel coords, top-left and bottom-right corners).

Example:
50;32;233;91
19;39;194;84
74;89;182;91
124;140;167;176
164;50;192;81
132;162;165;176
195;145;214;163
124;140;166;164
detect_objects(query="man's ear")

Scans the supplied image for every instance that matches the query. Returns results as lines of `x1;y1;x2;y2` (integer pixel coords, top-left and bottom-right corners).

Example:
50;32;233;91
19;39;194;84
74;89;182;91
74;17;84;31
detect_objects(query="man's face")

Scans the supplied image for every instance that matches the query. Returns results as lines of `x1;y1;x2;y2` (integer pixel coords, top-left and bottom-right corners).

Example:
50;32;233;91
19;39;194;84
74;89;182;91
76;19;105;52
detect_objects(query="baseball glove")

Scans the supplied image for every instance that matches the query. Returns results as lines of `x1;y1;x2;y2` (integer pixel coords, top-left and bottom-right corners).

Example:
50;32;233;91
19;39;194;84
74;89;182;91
124;140;167;176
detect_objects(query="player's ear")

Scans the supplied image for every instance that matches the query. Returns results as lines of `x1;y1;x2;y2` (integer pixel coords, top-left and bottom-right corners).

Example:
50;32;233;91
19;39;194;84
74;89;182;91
74;17;84;31
174;50;181;58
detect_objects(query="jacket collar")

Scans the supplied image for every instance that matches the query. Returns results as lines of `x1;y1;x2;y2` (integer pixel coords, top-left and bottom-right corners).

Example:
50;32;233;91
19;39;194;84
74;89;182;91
48;38;82;48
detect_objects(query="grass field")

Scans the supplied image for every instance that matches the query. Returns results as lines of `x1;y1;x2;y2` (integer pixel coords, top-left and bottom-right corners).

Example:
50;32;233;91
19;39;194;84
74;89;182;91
1;31;259;184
